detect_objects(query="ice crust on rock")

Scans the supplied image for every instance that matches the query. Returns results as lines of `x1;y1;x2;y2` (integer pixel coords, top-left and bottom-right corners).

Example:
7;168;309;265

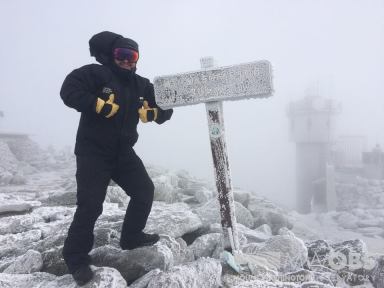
145;201;203;238
209;222;271;244
247;196;293;234
146;257;222;288
0;193;41;214
0;229;42;250
0;141;18;185
157;236;194;265
3;249;43;274
153;174;181;203
242;233;308;273
233;189;252;207
195;186;215;203
189;232;222;259
129;268;162;288
90;244;173;283
0;142;383;288
195;199;254;228
0;266;127;288
0;213;43;234
105;185;130;207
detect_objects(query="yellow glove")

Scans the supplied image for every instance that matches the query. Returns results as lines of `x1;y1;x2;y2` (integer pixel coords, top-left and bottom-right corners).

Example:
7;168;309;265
95;94;119;118
138;100;158;123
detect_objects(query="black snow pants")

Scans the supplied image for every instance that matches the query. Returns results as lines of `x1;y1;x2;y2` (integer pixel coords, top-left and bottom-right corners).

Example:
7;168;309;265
62;147;154;273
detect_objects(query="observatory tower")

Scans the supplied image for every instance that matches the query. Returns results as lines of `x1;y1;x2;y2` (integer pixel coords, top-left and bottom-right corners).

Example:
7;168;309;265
287;94;340;213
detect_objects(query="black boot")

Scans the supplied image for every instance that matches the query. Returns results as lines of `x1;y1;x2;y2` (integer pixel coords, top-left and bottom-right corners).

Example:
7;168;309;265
72;265;94;286
121;232;160;250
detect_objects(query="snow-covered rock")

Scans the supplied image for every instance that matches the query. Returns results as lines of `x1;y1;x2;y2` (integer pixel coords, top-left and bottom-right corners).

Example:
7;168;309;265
129;269;162;288
306;240;331;263
334;211;359;229
0;213;43;234
247;196;293;234
0;266;127;288
242;234;308;273
209;223;271;244
33;206;74;222
222;276;297;288
3;249;43;273
331;239;367;261
42;190;77;206
0;193;41;214
242;225;272;243
153;174;181;203
0;271;57;288
90;244;173;283
10;171;27;185
0;208;66;261
94;227;120;248
195;199;254;228
254;223;273;235
179;180;211;197
41;246;68;276
4;136;46;169
0;201;34;214
189;233;222;259
157;236;194;265
145;202;203;238
233;189;251;208
306;238;377;285
105;186;130;207
0;229;42;258
0;140;383;288
146;257;222;288
60;178;77;192
0;171;13;186
195;186;214;204
0;141;18;185
277;227;295;237
145;164;167;179
336;178;384;210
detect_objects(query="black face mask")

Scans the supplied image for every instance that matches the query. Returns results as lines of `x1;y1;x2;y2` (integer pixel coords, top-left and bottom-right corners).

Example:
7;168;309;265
109;60;136;79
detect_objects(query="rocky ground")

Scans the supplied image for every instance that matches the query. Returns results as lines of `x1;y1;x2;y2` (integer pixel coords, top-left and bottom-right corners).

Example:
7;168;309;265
0;138;383;288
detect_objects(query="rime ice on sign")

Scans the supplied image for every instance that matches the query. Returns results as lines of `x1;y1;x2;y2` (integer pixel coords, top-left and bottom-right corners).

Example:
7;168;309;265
154;57;274;252
154;61;273;109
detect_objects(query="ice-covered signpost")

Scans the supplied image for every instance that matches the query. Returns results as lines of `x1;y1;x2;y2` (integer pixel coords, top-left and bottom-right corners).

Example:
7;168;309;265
154;57;273;252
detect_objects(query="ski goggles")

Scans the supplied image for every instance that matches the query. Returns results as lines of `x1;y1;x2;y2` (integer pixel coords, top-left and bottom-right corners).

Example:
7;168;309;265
113;48;139;63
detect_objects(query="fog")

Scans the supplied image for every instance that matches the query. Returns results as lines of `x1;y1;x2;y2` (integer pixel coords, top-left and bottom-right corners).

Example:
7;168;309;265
1;0;383;208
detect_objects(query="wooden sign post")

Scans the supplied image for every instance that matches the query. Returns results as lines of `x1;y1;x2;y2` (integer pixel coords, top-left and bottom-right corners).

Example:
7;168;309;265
154;57;273;252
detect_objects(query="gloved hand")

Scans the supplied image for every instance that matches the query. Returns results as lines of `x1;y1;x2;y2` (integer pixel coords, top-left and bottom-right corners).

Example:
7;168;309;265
95;94;119;118
138;100;158;123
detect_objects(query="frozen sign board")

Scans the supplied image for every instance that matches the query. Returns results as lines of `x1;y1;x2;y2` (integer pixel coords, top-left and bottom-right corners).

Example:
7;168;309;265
153;60;273;109
153;58;274;252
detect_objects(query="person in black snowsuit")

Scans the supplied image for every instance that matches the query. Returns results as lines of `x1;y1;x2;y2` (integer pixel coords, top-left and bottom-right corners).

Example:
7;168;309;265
60;31;173;286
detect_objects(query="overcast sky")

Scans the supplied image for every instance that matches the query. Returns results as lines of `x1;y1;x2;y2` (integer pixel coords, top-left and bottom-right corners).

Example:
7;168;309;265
0;0;383;208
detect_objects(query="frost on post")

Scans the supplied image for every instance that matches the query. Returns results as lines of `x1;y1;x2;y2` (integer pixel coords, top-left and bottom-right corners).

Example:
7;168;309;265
154;61;273;109
153;59;274;252
206;101;239;251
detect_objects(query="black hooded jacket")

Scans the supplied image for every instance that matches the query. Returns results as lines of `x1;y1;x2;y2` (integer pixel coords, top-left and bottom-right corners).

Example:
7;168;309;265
60;32;173;157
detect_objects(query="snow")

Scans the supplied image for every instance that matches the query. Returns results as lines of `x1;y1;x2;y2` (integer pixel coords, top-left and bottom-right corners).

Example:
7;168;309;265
0;137;383;287
291;212;384;255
